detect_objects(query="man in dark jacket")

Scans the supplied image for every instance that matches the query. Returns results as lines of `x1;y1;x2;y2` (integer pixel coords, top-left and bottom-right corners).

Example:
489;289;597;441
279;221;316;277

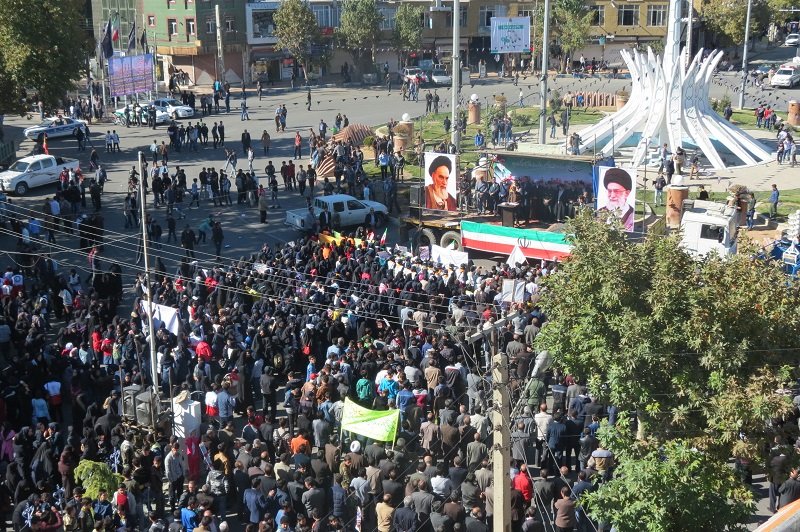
392;496;418;532
779;468;800;509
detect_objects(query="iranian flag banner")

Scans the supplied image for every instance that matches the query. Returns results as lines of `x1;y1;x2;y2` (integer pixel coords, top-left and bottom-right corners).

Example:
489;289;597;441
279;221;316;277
460;221;571;261
111;13;120;41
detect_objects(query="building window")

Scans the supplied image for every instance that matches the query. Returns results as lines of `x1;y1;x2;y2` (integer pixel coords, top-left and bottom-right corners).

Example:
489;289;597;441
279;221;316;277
168;18;178;38
517;4;535;22
446;5;468;27
479;6;494;27
252;10;276;38
647;4;667;27
147;15;156;27
589;5;605;26
186;18;196;35
617;5;639;27
379;7;396;30
206;18;216;34
312;4;340;28
225;17;235;32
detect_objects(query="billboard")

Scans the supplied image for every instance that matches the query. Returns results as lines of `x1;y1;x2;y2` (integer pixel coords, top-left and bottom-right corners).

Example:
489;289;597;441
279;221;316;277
595;166;636;232
424;152;458;211
490;17;531;54
108;54;155;97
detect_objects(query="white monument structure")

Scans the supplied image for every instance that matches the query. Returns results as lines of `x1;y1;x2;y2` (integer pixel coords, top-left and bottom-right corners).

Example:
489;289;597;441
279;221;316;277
576;0;772;169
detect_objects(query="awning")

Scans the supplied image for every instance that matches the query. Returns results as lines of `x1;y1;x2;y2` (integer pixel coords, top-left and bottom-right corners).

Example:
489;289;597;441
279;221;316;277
250;48;286;62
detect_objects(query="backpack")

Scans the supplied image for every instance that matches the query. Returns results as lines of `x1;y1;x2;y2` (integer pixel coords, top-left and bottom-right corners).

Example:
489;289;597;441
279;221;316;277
356;378;375;402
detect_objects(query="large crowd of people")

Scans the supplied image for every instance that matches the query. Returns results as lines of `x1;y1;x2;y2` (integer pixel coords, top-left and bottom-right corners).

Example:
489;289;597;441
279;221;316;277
0;194;624;532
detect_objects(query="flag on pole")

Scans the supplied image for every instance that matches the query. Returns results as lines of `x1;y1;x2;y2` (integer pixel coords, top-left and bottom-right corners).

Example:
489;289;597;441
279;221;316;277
111;13;120;42
127;21;136;53
140;29;148;52
379;228;387;246
42;135;49;155
101;18;114;59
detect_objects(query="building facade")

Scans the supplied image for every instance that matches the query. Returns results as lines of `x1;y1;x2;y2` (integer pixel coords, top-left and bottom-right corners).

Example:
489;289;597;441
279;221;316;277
138;0;249;86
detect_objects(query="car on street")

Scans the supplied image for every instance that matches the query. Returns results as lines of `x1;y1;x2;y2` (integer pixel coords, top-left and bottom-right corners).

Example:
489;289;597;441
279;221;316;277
402;67;428;85
23;117;87;141
771;65;800;88
285;194;388;230
114;105;170;126
429;69;452;86
0;154;80;196
149;98;194;119
785;33;800;47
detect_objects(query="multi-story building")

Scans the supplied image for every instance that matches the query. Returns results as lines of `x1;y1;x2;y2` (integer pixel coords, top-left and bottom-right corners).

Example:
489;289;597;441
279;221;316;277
138;0;248;86
92;0;248;87
92;0;682;87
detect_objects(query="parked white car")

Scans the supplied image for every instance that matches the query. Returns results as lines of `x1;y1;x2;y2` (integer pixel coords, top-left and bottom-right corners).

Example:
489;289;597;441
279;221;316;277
149;98;194;119
785;33;800;47
23;117;87;140
429;69;452;86
0;154;80;195
771;66;800;88
285;194;388;230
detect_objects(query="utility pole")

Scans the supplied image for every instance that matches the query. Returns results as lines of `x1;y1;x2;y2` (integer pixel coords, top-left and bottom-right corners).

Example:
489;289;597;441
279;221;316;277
450;0;461;149
215;4;225;83
538;0;551;144
492;352;511;532
138;151;159;393
738;0;753;109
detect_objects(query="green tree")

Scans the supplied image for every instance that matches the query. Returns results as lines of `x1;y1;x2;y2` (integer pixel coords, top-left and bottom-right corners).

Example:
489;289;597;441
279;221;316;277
535;209;798;461
337;0;383;74
273;0;320;81
0;0;90;114
702;0;770;46
581;425;754;532
553;0;593;72
393;3;424;68
74;460;124;500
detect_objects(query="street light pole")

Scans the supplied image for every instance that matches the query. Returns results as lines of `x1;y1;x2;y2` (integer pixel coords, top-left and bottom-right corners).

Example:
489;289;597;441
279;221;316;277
215;4;226;83
450;0;461;149
738;0;753;109
538;0;551;143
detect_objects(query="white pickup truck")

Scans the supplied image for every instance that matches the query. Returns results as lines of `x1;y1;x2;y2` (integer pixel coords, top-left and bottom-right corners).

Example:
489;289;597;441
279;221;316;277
285;194;389;231
0;154;80;195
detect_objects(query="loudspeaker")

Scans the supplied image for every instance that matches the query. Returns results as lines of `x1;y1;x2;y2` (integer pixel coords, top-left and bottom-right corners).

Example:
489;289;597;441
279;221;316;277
122;385;142;420
135;388;158;425
409;184;423;208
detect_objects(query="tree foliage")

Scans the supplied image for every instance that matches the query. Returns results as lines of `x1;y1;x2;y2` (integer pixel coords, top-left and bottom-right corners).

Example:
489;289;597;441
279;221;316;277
535;209;798;462
74;460;124;500
582;425;754;532
0;0;90;115
393;4;424;67
273;0;320;79
337;0;383;73
552;0;593;71
702;0;770;46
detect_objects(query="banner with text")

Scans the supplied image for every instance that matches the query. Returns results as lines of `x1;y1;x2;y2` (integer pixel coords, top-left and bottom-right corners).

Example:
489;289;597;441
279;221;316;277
490;17;531;54
341;399;399;442
108;54;154;97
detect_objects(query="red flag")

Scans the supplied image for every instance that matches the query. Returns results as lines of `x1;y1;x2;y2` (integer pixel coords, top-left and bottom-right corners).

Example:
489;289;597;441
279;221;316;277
42;135;49;155
88;247;96;267
111;14;120;41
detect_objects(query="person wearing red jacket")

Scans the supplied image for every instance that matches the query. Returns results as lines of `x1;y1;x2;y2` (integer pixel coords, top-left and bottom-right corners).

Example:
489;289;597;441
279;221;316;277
512;464;534;503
